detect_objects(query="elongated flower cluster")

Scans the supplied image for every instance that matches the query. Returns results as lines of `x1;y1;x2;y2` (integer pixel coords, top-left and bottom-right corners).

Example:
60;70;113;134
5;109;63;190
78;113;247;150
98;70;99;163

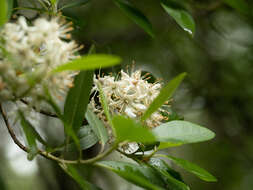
91;70;169;128
0;16;78;104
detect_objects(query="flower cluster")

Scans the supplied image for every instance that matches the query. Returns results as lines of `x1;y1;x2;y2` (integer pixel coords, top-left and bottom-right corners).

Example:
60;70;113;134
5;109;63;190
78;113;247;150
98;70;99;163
0;16;78;104
91;70;170;153
91;70;169;128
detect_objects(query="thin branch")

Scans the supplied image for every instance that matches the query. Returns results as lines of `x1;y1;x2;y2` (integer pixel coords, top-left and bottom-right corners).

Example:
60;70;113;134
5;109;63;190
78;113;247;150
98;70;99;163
0;103;117;164
20;99;58;118
0;104;28;152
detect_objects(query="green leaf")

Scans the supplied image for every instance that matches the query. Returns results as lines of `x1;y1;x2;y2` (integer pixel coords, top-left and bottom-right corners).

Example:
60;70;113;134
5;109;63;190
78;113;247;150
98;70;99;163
52;54;121;73
61;164;102;190
223;0;250;15
60;0;90;10
161;0;195;36
85;108;109;146
62;125;99;151
63;70;93;149
113;0;154;38
19;112;39;160
112;115;156;143
64;70;94;133
0;0;8;27
157;142;182;150
66;125;99;150
6;0;13;20
153;120;215;147
50;0;58;5
97;82;114;128
96;161;165;190
164;155;217;182
141;73;186;121
149;158;189;190
78;125;99;150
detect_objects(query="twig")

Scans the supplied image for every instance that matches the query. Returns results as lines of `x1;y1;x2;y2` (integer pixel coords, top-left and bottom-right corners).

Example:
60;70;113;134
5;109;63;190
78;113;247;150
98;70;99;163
0;103;117;164
0;104;28;152
20;99;58;118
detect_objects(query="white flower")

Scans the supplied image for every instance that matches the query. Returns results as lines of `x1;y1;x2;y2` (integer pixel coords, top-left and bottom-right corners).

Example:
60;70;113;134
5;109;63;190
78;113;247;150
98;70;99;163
0;16;78;105
91;70;170;154
91;70;168;128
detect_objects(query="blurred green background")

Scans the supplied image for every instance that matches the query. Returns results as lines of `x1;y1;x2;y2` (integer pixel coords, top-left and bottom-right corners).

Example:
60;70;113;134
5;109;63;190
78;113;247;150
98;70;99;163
1;0;253;189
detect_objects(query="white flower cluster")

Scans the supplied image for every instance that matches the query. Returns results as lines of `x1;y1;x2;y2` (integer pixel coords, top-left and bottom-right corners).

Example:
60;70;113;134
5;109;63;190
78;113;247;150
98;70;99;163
91;70;170;154
0;16;78;104
92;70;168;128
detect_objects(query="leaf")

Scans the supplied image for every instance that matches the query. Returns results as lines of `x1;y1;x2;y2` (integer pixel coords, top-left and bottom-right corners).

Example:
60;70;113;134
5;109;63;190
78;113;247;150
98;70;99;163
157;142;182;150
19;112;39;160
52;54;121;73
223;0;250;15
152;120;215;147
0;0;8;27
113;0;154;38
141;73;186;121
149;158;183;181
97;82;114;128
85;108;109;146
60;0;90;10
161;0;195;36
68;125;99;150
78;125;99;150
61;164;102;190
63;70;93;149
96;161;165;190
112;115;156;143
149;158;189;190
6;0;13;20
50;0;58;5
164;155;217;182
64;70;94;133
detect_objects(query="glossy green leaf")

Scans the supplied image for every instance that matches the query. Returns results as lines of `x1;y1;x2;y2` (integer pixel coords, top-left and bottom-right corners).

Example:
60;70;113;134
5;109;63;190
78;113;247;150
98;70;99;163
165;155;217;182
112;115;156;143
149;158;183;182
113;0;154;38
62;164;102;190
52;54;121;73
223;0;250;15
149;158;189;190
96;161;165;190
78;125;99;150
161;0;195;36
60;0;90;10
64;70;94;133
0;0;8;27
141;73;186;121
19;112;39;160
85;108;109;146
153;120;215;146
62;125;99;151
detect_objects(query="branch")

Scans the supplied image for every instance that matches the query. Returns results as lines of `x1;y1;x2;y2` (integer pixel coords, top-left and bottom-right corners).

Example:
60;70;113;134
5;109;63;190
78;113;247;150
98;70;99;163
0;104;28;152
20;99;58;118
0;103;117;164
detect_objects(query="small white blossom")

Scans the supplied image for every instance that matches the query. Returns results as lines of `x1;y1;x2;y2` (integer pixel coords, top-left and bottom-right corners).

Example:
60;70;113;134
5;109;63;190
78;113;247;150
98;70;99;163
91;70;170;154
91;70;168;128
0;16;78;105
